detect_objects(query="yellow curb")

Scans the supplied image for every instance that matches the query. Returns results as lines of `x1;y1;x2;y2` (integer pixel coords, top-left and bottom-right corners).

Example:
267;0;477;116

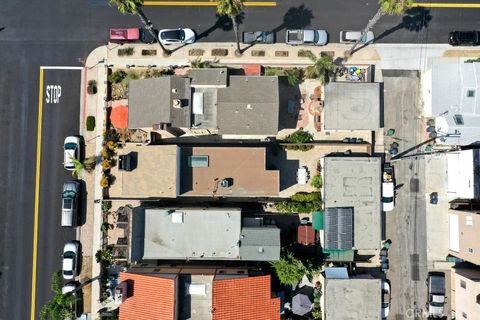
411;2;480;8
30;68;44;320
144;1;276;6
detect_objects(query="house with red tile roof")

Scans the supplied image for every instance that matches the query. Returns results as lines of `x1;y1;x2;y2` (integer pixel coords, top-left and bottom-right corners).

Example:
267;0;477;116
212;275;280;320
117;270;280;320
118;272;177;320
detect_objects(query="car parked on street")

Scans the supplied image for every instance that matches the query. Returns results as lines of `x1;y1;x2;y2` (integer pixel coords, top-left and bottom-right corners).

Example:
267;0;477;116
110;28;140;41
62;241;79;280
449;31;480;46
63;136;81;171
427;272;446;318
286;29;328;46
242;31;274;44
110;28;156;43
340;30;374;44
61;281;78;295
159;28;196;45
382;280;391;319
382;163;395;212
61;181;80;228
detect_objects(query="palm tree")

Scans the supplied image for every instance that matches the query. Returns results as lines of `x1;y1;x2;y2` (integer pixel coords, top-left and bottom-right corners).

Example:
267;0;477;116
347;0;412;56
300;50;336;84
216;0;244;55
108;0;171;56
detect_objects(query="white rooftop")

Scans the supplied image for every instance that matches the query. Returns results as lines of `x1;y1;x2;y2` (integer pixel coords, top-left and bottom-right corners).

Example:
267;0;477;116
142;208;242;260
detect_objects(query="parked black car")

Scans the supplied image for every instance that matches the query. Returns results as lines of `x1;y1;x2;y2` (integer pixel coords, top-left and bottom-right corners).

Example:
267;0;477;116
449;31;480;46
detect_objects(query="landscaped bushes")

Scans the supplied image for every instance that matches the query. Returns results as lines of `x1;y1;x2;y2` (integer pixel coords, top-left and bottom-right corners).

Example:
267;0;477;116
100;129;120;189
86;116;96;131
283;129;314;151
87;80;97;94
118;47;134;56
275;192;322;214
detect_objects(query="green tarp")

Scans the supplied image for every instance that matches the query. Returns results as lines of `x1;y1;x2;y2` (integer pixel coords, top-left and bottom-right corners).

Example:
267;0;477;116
312;211;324;230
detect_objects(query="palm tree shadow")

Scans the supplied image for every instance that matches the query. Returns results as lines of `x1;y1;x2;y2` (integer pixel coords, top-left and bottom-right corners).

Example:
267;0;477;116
196;15;233;41
351;8;432;55
273;4;314;33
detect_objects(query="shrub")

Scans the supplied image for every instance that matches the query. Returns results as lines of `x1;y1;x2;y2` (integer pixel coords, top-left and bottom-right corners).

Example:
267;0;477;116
101;200;112;214
118;47;134;56
275;201;317;213
143;68;173;78
101;145;113;159
190;57;217;69
121;70;140;87
298;49;313;58
86;116;95;131
84;156;96;173
108;70;127;84
310;175;322;189
291;192;322;202
106;140;118;151
101;159;112;170
100;174;110;188
265;67;284;76
87;80;97;94
285;67;303;86
285;128;313;144
270;252;306;286
104;129;120;143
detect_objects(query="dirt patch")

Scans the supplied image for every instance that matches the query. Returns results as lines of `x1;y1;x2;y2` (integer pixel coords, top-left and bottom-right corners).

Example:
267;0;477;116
141;49;157;56
211;48;228;56
251;50;265;57
275;51;289;57
189;48;205;56
79;256;93;313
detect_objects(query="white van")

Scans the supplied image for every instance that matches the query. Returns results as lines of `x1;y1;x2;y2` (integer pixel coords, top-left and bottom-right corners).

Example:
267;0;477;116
340;31;375;44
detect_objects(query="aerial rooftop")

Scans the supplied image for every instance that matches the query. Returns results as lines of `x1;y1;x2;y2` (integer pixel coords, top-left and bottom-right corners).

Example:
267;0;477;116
131;208;242;261
323;157;381;250
180;146;279;197
324;82;381;131
325;276;382;320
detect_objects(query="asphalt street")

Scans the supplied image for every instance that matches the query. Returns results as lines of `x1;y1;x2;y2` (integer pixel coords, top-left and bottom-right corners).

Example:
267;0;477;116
0;0;479;319
383;71;428;320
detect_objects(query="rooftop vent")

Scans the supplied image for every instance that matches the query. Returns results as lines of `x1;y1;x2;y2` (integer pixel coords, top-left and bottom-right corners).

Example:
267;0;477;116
172;88;178;94
246;104;252;110
258;247;264;253
171;211;184;223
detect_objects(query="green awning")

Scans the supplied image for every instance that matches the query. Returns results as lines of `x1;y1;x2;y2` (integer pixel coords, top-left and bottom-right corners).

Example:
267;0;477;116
323;249;355;262
312;211;324;230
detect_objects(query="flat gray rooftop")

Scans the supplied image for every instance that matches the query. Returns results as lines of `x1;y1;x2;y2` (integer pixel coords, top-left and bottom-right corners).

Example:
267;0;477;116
239;227;280;261
324;82;381;130
325;278;382;320
140;208;241;260
324;157;381;250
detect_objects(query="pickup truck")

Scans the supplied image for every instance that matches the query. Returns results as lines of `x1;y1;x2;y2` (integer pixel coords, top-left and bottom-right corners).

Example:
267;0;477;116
242;31;274;44
286;29;328;46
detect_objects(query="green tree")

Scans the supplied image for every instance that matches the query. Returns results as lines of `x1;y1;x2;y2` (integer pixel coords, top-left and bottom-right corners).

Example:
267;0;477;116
70;157;85;178
108;0;171;56
300;50;336;84
285;67;303;86
310;175;322;189
270;252;306;286
40;271;76;320
348;0;412;55
216;0;245;55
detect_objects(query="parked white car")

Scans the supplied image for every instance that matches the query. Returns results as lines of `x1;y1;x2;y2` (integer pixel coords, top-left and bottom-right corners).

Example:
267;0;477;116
62;241;79;280
158;28;196;45
382;281;391;319
382;164;395;212
340;30;374;44
63;136;81;171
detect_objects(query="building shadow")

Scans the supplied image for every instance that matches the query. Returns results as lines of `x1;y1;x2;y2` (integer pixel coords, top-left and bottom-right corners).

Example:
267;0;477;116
278;82;301;131
266;145;300;191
